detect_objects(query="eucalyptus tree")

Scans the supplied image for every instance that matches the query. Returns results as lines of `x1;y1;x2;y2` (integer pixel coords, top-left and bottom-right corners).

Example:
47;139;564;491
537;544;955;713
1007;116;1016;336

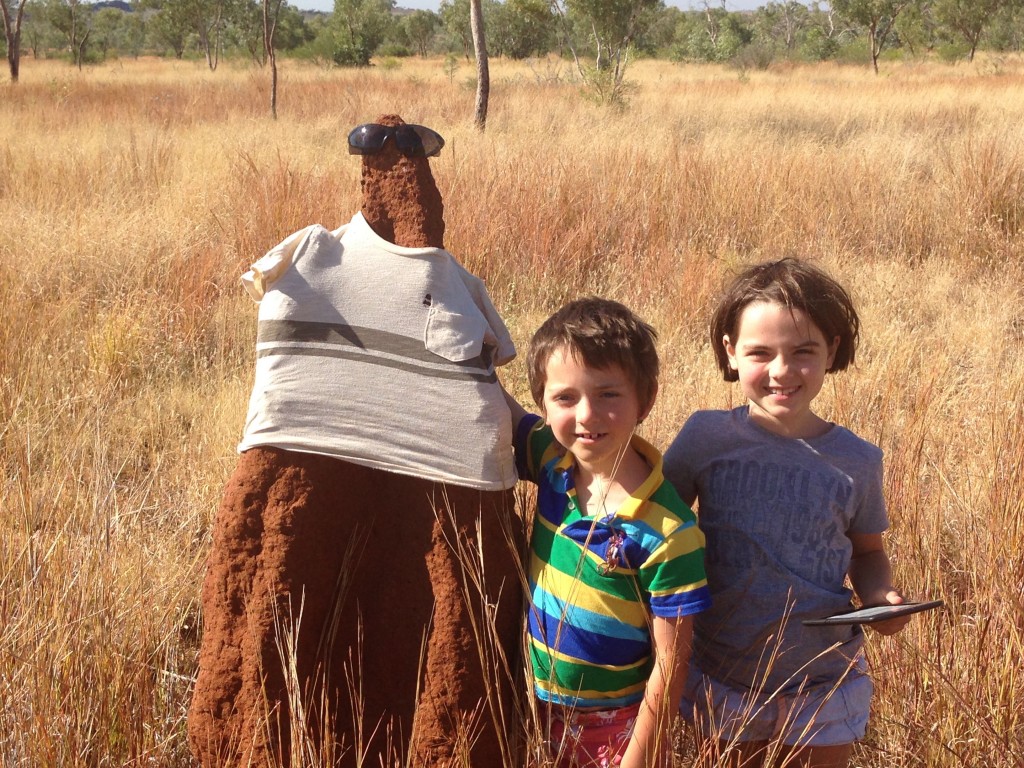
145;0;189;57
507;0;555;56
91;6;133;58
984;1;1024;52
830;0;916;73
439;0;471;58
475;0;551;58
21;0;61;58
328;0;394;64
45;0;91;67
934;0;1007;60
403;9;438;56
147;0;240;69
230;0;307;63
232;0;266;62
672;5;750;63
191;0;233;69
753;0;810;52
552;0;663;103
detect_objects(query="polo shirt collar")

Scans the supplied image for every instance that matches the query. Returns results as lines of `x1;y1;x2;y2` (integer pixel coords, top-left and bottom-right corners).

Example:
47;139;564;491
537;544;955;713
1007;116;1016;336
548;434;664;521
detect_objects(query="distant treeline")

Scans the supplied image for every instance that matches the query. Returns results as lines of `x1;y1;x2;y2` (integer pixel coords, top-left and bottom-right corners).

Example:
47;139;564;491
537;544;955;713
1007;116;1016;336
6;0;1024;70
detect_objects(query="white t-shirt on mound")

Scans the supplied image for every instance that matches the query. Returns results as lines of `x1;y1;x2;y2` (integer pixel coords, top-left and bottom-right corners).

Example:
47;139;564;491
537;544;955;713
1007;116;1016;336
238;212;518;491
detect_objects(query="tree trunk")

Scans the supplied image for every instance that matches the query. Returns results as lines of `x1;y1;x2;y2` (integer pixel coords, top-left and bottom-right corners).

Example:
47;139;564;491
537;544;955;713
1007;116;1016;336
967;31;980;62
869;19;880;74
264;0;282;120
1;0;25;83
76;28;89;69
5;30;19;81
269;53;277;119
470;0;488;131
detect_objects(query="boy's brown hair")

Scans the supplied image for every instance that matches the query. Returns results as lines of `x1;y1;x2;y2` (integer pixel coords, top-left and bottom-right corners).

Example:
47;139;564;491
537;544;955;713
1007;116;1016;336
711;257;860;382
526;297;659;414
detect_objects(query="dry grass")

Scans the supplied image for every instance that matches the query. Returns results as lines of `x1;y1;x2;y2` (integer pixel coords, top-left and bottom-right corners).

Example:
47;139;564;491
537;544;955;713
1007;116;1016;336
1;54;1022;766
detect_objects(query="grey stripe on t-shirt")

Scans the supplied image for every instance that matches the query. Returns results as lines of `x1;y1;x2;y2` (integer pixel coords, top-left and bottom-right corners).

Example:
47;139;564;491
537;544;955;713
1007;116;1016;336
256;319;497;383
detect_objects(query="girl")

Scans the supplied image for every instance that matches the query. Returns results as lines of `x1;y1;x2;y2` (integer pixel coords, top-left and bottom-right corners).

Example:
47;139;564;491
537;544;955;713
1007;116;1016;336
663;258;909;768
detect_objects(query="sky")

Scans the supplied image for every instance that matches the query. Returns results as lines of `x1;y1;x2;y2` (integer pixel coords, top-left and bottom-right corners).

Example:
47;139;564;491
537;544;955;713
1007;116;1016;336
293;0;775;17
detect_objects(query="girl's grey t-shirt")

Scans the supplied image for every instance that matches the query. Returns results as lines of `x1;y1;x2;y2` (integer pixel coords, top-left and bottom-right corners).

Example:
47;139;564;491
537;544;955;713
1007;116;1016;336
663;406;889;694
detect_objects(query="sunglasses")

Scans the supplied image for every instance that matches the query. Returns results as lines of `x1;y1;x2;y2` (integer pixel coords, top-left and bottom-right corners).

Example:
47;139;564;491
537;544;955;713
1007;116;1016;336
347;123;445;158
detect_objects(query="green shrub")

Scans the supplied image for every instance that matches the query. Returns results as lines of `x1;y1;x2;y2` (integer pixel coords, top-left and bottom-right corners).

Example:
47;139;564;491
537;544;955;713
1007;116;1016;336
375;43;411;58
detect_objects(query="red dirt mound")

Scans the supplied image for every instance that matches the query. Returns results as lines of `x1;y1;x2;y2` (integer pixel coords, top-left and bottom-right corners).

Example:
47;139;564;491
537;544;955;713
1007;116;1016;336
188;447;523;767
361;113;445;249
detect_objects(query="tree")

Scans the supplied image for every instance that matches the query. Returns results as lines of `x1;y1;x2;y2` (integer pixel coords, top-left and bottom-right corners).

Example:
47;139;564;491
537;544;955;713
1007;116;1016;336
145;0;190;58
153;0;241;70
320;0;394;65
90;6;128;59
470;0;488;129
553;0;662;104
483;0;555;58
984;1;1024;52
403;9;437;56
264;0;283;117
231;0;309;62
440;0;471;58
831;0;914;73
934;0;1003;60
231;0;266;62
892;1;940;56
507;0;555;56
634;2;677;54
753;0;810;52
191;0;231;70
1;0;26;80
795;0;845;59
672;6;750;63
119;9;146;56
45;0;91;68
22;0;61;59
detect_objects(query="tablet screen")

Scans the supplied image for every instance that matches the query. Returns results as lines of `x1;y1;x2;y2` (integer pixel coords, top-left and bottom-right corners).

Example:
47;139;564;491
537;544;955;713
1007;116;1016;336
802;600;944;626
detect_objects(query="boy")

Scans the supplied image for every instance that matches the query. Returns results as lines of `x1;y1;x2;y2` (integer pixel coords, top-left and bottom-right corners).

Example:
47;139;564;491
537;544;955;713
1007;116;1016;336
505;297;712;768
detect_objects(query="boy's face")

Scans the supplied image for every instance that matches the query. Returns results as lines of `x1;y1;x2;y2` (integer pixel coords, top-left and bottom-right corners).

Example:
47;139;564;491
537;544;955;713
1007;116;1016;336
541;347;650;480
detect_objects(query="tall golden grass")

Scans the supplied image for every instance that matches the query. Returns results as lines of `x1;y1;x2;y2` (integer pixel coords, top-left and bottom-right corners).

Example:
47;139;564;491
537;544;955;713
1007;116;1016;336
1;53;1022;766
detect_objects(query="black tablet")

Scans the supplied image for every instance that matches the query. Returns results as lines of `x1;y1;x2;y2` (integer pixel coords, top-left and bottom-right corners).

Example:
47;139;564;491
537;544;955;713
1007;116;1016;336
802;600;944;626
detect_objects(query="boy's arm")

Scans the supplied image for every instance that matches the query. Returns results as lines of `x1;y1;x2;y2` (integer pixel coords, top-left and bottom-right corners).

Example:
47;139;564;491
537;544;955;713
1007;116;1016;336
848;532;910;636
620;615;693;768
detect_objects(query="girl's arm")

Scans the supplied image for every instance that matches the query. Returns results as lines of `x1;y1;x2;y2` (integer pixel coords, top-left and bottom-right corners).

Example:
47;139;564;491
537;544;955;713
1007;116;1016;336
848;532;910;636
620;615;694;768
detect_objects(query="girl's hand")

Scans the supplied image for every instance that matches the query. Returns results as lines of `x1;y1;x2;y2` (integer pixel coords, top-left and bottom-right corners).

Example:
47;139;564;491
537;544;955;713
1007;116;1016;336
868;589;912;636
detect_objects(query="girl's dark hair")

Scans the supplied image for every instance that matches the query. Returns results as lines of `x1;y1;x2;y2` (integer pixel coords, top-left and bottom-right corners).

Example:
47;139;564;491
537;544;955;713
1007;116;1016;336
527;297;659;413
711;258;860;382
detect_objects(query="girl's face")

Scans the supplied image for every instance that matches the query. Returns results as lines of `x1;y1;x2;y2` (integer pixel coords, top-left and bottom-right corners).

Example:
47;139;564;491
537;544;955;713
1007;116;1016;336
724;301;839;439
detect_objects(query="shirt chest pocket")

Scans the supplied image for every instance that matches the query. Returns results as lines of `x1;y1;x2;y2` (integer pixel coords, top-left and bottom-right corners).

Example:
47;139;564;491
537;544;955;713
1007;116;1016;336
424;304;488;363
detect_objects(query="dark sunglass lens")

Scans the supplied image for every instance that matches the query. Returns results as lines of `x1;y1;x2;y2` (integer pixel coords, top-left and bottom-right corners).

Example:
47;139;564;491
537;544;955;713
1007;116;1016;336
393;125;427;157
412;126;445;158
348;124;391;155
348;123;444;158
